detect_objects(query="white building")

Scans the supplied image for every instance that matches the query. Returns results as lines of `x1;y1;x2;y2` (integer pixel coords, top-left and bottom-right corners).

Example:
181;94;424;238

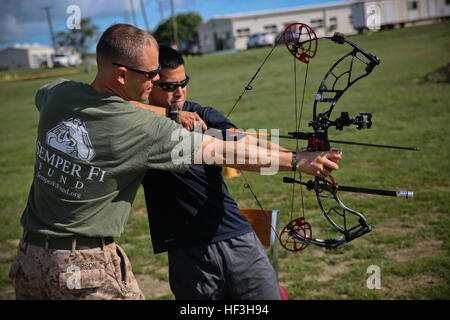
198;1;356;53
352;0;450;31
0;43;55;69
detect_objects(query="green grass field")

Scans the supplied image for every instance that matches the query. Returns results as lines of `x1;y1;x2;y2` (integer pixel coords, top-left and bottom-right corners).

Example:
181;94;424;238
0;21;449;300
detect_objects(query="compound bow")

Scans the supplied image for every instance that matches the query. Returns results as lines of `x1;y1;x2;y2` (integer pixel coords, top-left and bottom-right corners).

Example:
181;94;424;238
226;22;418;251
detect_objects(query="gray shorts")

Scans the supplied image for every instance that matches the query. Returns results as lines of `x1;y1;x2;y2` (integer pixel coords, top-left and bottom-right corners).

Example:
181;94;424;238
168;231;280;300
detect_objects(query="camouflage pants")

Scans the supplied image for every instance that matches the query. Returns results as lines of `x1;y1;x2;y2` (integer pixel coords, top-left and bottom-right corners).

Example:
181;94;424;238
9;239;145;300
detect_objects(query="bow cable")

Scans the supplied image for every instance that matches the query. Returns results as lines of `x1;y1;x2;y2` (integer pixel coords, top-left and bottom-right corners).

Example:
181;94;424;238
224;34;285;241
289;54;310;246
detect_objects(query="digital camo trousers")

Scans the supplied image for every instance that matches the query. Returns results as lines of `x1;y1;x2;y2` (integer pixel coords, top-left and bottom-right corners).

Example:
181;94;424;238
9;239;145;300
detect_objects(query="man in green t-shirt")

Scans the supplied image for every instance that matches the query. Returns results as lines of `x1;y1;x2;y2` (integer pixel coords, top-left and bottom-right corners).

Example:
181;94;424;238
8;24;342;300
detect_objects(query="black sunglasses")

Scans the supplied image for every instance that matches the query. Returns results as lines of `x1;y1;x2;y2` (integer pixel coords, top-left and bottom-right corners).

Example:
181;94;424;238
155;76;190;92
112;62;161;79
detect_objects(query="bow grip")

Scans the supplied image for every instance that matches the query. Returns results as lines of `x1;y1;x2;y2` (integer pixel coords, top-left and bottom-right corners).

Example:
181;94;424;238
306;131;330;152
287;131;331;151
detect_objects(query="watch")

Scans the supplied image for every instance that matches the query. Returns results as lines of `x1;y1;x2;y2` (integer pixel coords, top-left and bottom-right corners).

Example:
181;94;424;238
291;151;297;171
168;104;179;122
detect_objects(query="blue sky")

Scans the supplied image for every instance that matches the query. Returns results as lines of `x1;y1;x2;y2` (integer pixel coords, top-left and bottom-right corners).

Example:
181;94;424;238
0;0;342;51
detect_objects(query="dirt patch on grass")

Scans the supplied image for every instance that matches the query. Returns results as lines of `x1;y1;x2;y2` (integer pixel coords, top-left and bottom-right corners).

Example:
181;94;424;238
135;274;171;299
421;62;450;84
379;219;415;232
385;238;443;263
381;273;442;298
310;261;354;282
0;285;15;300
374;217;444;262
131;207;148;217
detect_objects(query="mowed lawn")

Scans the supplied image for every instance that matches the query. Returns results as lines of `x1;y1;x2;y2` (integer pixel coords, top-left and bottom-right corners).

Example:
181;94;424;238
0;21;449;300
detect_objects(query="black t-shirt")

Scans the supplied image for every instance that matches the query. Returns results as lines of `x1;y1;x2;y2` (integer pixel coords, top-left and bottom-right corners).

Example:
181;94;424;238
142;101;253;253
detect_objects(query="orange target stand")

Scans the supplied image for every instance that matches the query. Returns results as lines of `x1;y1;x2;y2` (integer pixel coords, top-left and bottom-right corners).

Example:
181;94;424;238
222;167;241;178
240;208;288;300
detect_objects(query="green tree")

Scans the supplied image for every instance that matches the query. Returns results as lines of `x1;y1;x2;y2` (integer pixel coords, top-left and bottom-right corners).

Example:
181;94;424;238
152;12;203;44
55;18;99;56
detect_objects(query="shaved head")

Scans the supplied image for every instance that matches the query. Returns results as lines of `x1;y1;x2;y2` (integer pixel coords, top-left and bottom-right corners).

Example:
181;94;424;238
96;24;158;67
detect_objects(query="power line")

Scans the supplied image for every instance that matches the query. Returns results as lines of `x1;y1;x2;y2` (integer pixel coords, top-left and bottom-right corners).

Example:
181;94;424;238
129;0;138;26
140;0;150;32
169;0;179;46
158;0;164;22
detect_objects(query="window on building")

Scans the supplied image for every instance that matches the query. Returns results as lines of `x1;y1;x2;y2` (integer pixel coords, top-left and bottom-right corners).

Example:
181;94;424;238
284;22;297;28
408;1;417;10
329;17;338;32
264;24;277;33
236;28;250;37
310;19;324;29
31;54;40;68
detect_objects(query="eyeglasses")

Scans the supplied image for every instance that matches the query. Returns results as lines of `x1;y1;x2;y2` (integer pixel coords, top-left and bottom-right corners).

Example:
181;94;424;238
154;76;190;92
112;62;161;79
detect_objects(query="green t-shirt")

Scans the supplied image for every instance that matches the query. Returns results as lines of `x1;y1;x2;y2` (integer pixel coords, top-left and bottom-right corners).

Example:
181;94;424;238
21;79;202;237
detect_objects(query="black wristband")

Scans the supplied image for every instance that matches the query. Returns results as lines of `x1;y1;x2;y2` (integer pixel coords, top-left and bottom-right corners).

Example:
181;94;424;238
168;103;179;122
168;110;179;122
291;151;297;171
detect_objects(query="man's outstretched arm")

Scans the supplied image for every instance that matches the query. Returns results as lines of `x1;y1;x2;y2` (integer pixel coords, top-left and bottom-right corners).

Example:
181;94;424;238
196;134;342;179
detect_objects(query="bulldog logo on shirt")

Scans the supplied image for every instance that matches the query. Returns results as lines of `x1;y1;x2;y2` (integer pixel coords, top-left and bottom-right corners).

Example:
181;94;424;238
46;118;95;162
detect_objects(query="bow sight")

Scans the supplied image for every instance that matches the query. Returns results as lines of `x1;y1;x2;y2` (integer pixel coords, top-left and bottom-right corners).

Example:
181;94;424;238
312;111;372;131
286;110;419;151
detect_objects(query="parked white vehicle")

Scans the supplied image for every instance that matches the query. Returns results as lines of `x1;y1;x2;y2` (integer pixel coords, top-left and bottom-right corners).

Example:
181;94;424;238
52;53;82;67
247;33;276;49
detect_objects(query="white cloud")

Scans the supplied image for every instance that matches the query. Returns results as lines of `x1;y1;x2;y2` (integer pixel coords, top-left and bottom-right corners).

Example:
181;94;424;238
0;14;28;41
0;0;134;44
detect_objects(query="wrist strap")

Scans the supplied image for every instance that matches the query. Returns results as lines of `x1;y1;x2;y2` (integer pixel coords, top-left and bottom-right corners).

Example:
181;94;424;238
169;103;179;123
291;151;297;171
169;110;179;122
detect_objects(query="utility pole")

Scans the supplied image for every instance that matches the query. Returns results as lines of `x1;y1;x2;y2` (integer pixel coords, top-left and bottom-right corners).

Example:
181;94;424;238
129;0;138;26
158;0;164;22
169;0;179;47
124;9;130;24
41;6;56;51
140;0;150;32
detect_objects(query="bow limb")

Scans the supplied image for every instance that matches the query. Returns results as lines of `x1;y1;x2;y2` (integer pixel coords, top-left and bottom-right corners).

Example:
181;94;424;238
280;176;372;249
312;34;380;130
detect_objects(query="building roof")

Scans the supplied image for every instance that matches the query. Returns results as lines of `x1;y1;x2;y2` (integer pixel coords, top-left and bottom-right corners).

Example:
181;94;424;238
8;43;54;51
208;1;349;21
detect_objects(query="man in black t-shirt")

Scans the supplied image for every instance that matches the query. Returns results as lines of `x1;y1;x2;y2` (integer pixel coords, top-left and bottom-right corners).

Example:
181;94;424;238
142;46;281;299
